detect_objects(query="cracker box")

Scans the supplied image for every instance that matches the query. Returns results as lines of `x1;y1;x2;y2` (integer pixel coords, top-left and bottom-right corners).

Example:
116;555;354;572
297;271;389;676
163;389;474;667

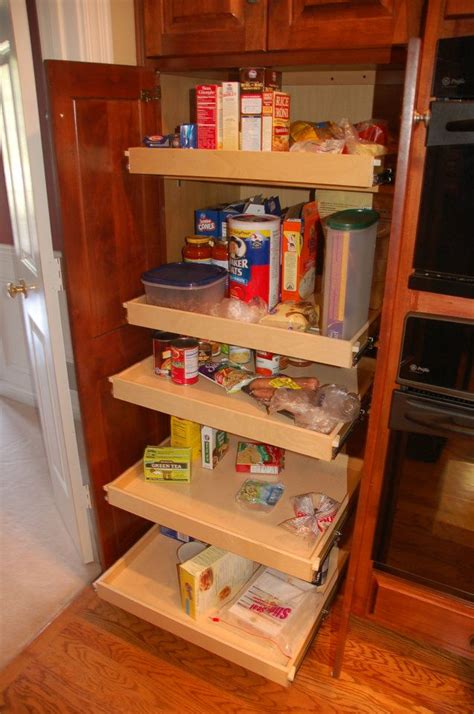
222;81;240;151
179;545;256;619
171;416;201;460
196;84;222;150
143;446;192;482
262;90;290;152
281;201;321;302
201;426;229;469
235;441;285;475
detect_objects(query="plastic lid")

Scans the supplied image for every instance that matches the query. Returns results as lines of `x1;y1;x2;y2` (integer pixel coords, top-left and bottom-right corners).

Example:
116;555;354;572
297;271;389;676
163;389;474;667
142;262;227;287
326;208;380;231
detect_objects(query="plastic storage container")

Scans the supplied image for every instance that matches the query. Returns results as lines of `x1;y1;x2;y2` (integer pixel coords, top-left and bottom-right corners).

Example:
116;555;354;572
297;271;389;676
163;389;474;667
321;208;379;340
142;263;227;313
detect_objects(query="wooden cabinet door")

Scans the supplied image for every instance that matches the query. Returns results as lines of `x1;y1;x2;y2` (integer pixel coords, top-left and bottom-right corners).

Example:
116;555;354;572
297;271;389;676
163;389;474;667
268;0;415;51
44;61;168;569
143;0;267;57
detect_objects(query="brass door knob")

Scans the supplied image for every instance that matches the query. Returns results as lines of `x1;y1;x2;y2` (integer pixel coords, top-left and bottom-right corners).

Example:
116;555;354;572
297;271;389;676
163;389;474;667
6;280;30;298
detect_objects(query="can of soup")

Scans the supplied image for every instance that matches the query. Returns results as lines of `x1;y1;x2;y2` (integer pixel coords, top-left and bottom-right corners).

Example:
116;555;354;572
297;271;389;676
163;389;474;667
153;330;179;376
170;338;199;385
255;350;280;376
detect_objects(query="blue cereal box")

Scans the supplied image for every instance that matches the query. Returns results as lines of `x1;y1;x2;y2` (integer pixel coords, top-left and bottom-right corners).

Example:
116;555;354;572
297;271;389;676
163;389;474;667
194;201;246;238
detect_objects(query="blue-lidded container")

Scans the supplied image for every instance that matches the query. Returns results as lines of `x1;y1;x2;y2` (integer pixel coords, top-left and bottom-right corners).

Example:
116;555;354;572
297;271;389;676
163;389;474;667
141;262;227;312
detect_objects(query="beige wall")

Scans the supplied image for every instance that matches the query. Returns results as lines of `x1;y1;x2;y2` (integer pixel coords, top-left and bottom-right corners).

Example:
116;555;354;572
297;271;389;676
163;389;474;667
110;0;136;65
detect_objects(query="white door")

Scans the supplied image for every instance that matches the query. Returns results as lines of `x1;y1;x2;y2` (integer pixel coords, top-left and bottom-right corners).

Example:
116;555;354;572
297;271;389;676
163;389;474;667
0;0;95;562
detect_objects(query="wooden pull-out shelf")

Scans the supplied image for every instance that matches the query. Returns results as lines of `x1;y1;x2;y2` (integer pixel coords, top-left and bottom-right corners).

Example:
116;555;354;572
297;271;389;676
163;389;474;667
95;526;344;686
105;439;361;581
127;148;380;192
125;297;374;369
110;356;373;461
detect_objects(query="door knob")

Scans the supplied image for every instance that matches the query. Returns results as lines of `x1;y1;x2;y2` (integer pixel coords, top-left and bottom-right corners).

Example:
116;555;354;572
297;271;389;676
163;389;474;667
6;280;32;298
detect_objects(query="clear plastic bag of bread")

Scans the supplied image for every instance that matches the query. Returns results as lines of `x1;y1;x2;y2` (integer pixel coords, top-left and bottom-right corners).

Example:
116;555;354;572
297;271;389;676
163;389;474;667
268;383;361;433
210;296;267;323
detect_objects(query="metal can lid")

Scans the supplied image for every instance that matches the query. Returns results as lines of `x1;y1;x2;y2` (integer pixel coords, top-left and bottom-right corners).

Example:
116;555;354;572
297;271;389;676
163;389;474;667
170;337;199;349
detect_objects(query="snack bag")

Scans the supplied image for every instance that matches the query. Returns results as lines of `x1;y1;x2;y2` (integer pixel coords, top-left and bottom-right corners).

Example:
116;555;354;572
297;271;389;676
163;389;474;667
235;479;285;511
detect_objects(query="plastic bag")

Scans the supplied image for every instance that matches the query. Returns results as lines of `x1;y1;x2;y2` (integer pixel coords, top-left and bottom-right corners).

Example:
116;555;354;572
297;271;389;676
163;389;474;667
199;361;256;393
214;567;321;657
280;492;340;539
235;479;285;511
211;297;267;323
267;384;360;433
289;138;345;154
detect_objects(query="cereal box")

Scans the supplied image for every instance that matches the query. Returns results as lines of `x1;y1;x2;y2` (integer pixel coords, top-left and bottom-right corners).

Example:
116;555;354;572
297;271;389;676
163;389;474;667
235;441;285;475
143;446;191;482
281;201;321;302
201;426;229;469
262;90;290;152
179;545;256;619
196;84;222;150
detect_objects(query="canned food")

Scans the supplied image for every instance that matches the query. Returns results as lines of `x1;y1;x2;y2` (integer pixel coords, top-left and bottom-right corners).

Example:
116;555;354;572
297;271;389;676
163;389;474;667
288;357;313;367
229;345;252;365
255;350;280;376
197;340;212;364
153;330;180;376
171;338;199;385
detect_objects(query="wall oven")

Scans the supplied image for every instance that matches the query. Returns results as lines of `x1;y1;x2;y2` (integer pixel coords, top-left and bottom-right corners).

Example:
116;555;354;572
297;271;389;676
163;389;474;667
373;314;474;603
409;36;474;299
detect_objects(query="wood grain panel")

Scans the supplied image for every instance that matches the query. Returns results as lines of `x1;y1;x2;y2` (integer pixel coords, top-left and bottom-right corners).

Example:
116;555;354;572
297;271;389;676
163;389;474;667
44;61;168;568
1;588;473;711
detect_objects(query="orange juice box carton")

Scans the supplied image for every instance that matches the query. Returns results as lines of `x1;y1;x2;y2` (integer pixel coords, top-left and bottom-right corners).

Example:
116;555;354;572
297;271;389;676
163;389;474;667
179;545;257;619
222;81;240;151
262;90;291;152
196;84;222;149
281;201;321;302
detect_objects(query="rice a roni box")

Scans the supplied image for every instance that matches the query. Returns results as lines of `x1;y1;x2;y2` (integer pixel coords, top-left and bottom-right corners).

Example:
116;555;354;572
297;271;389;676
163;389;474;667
196;84;222;149
235;441;285;475
262;90;291;152
179;546;256;619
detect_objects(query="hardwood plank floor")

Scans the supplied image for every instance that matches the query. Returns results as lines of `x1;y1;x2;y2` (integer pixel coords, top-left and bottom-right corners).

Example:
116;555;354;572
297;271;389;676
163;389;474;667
0;587;472;713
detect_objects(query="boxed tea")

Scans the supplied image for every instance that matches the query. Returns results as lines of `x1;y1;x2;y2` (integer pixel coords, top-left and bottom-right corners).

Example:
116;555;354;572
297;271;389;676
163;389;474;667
143;446;192;482
179;545;256;619
201;426;229;469
171;416;201;460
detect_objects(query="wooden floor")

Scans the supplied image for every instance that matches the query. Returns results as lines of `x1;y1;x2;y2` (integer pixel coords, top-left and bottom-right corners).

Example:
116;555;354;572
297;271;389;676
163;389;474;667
1;587;473;713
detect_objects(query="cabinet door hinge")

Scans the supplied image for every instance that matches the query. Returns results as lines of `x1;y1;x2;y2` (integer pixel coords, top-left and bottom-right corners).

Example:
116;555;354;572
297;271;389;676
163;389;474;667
83;484;92;509
140;87;161;102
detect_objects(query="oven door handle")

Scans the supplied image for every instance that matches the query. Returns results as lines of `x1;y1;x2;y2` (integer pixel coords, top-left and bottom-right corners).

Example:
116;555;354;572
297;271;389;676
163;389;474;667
405;411;474;437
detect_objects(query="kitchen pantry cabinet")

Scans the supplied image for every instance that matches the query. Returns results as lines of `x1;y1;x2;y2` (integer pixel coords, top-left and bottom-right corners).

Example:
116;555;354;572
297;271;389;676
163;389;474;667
141;0;422;59
44;56;401;683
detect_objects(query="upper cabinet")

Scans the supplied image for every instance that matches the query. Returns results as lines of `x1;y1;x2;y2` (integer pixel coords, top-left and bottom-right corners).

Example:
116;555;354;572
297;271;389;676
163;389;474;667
141;0;423;59
142;0;267;57
268;0;421;51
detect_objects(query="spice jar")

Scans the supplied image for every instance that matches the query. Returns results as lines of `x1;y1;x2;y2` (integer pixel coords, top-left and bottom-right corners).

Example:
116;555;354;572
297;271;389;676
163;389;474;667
182;236;212;264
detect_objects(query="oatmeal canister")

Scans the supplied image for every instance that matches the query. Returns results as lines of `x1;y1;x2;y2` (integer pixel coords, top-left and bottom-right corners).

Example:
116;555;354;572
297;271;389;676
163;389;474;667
228;214;281;311
153;330;179;376
171;338;199;385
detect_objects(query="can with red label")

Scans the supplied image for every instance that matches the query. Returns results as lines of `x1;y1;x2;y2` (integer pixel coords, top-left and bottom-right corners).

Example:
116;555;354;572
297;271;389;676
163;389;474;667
170;338;199;385
255;350;280;376
153;330;179;376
